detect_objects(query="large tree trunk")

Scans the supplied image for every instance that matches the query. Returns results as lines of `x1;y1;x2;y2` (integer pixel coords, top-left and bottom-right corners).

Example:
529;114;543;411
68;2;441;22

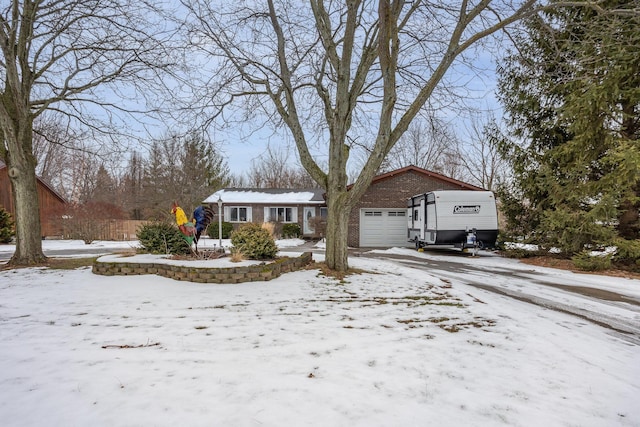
324;191;350;272
7;125;47;266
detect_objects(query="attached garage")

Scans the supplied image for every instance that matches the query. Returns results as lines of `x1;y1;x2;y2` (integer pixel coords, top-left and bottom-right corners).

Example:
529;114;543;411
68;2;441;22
359;209;408;247
348;166;485;248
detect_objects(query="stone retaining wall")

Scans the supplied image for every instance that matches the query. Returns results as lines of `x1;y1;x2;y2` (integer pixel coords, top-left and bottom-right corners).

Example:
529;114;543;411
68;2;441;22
92;252;313;284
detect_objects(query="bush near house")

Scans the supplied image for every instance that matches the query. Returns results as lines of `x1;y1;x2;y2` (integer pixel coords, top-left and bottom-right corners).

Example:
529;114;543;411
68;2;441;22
137;222;191;255
0;207;14;243
207;221;234;239
230;222;278;260
282;223;301;239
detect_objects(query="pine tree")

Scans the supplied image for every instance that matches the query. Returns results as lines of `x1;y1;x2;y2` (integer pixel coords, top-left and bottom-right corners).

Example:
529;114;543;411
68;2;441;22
0;208;15;243
138;132;230;220
497;1;640;264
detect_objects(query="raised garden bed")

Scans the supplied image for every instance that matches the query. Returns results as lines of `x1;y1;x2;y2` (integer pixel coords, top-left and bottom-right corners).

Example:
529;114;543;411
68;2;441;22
92;252;313;284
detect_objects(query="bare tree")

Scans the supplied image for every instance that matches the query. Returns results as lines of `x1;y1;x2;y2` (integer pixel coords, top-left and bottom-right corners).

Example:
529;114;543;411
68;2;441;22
247;144;319;188
355;116;462;176
32;117;74;190
0;0;174;265
228;173;249;188
181;0;590;271
455;117;508;191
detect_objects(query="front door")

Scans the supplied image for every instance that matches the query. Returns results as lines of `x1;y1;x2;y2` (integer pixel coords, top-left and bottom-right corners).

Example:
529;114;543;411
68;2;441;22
303;207;315;235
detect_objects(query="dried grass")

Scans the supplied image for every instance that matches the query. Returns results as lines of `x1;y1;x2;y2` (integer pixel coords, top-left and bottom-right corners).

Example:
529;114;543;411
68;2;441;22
230;250;245;263
261;222;275;237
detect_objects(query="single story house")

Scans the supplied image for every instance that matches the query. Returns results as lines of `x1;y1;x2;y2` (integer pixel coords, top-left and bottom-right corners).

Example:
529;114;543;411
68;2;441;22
0;162;68;238
203;188;326;238
204;165;484;247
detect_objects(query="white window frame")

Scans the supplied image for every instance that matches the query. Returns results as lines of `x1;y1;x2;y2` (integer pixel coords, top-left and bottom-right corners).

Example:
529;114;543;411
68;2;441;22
264;206;297;223
224;206;252;223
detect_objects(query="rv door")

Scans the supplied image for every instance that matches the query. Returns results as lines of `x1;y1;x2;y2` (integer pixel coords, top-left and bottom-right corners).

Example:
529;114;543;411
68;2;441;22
426;195;436;244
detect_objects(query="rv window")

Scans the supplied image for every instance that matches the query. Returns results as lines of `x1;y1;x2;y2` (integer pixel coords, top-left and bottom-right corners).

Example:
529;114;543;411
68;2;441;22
414;210;419;221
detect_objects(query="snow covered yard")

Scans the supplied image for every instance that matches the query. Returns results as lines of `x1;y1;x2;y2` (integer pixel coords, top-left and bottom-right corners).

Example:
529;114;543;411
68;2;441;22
0;244;639;426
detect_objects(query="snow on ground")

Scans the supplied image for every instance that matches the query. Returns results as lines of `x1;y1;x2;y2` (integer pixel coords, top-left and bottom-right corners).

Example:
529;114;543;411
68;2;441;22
0;241;639;426
0;237;307;254
0;239;142;253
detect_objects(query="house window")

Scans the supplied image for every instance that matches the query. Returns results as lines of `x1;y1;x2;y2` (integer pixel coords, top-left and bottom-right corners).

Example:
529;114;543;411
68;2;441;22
267;207;295;223
320;207;328;218
227;206;251;223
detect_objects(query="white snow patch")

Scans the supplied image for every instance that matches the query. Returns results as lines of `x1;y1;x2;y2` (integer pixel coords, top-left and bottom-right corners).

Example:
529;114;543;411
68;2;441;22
0;247;638;426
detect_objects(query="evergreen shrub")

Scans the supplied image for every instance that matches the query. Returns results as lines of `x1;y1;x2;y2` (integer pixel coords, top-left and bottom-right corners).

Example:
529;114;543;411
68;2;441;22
612;238;640;269
0;208;14;243
137;222;191;255
282;223;301;239
207;221;234;239
230;223;278;260
572;251;612;271
501;248;546;259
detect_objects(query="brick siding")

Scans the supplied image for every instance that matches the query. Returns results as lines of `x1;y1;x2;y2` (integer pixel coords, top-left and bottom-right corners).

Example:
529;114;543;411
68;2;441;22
348;170;479;247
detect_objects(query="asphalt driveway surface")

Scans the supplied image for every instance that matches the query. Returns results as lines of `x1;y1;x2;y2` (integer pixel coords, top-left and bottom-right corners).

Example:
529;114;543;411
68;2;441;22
356;247;640;345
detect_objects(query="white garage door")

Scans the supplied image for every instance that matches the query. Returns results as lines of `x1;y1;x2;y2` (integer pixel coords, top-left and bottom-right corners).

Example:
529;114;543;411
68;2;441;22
360;209;408;247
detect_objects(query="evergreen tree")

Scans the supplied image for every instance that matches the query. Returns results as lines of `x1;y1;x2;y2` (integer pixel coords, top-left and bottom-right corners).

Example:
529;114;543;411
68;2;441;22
0;208;14;243
497;1;640;264
179;132;230;213
138;132;230;220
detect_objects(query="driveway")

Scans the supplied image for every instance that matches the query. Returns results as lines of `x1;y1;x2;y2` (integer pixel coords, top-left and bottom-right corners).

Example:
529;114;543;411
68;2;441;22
355;246;640;345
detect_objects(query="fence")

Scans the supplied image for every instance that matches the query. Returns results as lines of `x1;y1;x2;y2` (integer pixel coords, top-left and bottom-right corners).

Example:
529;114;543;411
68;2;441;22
58;219;149;241
98;220;149;241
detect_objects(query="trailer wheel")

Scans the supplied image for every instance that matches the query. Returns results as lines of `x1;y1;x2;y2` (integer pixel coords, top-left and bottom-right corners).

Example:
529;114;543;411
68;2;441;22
477;240;484;250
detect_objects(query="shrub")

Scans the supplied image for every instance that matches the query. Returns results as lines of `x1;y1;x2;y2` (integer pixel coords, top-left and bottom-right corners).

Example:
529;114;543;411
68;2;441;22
0;208;14;243
572;251;612;271
501;248;546;259
612;238;640;267
207;221;234;239
61;201;125;243
137;222;191;255
230;223;278;260
282;223;301;239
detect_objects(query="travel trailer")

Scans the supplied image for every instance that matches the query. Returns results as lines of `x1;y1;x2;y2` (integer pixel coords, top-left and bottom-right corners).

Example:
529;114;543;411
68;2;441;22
407;190;498;250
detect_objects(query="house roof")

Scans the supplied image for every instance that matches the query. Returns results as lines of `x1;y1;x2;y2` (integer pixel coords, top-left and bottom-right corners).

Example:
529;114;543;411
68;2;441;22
204;188;326;205
364;165;485;191
0;161;68;203
205;166;483;205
